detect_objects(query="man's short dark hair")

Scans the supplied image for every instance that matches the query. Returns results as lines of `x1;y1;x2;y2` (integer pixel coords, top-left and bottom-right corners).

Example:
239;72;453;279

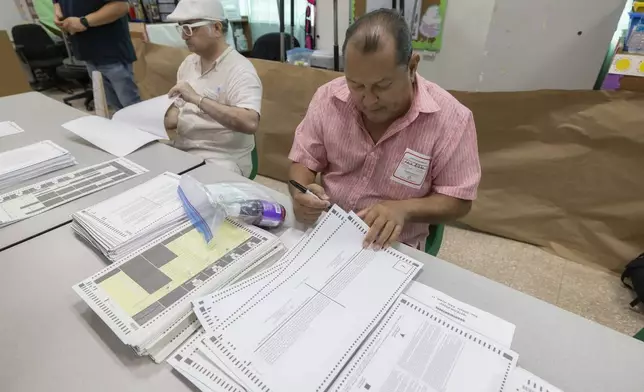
342;8;413;66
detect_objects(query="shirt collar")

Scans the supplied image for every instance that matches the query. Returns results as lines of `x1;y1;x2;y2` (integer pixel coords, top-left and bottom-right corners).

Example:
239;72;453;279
194;45;234;75
333;74;441;114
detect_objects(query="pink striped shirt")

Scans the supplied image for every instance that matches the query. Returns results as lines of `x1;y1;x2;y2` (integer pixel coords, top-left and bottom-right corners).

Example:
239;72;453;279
289;75;481;247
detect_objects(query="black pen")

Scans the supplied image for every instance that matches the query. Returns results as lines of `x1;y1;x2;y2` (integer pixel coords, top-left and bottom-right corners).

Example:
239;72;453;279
289;180;323;201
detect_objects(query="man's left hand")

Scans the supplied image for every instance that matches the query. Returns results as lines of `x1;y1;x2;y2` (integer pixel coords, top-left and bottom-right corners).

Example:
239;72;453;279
62;17;87;34
169;81;200;106
357;201;407;250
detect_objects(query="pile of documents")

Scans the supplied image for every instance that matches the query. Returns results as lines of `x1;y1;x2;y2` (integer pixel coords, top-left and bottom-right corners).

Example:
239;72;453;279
73;186;564;391
72;172;187;262
72;173;285;361
0;158;147;228
166;206;564;392
0;140;76;191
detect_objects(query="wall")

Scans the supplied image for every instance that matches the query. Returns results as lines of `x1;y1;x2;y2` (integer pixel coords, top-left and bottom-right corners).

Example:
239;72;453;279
478;0;627;91
0;0;27;38
315;0;626;92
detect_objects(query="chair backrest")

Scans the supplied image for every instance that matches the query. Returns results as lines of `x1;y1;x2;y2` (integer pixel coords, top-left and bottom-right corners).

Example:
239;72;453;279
11;24;57;60
250;33;300;62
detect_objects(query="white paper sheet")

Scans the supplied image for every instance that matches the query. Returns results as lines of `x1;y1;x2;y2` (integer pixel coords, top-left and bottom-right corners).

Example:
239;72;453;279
112;95;173;139
504;367;563;392
0;140;70;177
198;206;423;392
63;115;160;157
330;295;519;392
0;158;146;227
405;281;516;347
169;330;245;392
73;173;183;247
0;121;24;138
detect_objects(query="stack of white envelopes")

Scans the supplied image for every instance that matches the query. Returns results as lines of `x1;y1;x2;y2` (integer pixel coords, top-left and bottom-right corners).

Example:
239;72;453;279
71;172;188;262
0;140;76;191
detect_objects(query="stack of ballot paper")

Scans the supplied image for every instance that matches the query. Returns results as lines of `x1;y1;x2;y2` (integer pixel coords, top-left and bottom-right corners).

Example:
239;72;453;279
71;172;187;262
72;211;286;362
0;140;76;192
167;205;564;392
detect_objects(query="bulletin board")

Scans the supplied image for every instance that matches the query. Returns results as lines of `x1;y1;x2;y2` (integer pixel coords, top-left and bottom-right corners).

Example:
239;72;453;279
351;0;447;52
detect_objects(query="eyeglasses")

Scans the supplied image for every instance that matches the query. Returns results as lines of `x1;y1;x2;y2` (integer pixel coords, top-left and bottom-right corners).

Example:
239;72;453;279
176;21;213;37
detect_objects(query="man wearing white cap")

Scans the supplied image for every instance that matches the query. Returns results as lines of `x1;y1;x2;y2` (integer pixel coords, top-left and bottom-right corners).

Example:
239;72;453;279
164;0;262;177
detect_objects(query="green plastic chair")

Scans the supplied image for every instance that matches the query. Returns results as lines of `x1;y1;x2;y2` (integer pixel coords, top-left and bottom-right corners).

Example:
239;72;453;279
424;224;445;256
248;135;258;180
249;146;258;180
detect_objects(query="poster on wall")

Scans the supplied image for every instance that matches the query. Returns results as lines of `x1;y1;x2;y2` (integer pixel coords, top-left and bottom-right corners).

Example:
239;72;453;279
352;0;447;51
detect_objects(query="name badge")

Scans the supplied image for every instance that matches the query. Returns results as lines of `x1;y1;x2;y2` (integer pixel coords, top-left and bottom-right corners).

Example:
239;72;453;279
391;148;431;189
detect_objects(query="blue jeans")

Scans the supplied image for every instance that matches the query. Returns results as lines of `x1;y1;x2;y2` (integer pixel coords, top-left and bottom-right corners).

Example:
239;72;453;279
86;62;141;110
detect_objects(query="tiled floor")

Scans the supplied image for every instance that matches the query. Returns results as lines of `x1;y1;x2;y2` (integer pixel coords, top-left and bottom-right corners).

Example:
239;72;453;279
255;175;644;337
43;89;644;337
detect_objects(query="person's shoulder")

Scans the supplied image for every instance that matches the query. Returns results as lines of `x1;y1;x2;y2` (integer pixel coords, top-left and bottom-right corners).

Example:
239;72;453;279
419;76;472;119
312;77;348;103
179;53;199;69
227;50;259;74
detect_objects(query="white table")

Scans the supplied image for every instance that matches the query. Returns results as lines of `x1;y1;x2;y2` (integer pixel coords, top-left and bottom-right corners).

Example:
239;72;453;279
0;165;643;392
0;92;203;251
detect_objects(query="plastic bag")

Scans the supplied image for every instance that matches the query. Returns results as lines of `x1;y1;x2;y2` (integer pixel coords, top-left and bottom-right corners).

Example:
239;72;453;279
178;175;286;243
287;48;314;66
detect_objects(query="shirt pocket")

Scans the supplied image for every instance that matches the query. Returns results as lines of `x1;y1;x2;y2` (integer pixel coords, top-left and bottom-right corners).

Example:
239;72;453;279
203;86;226;104
385;148;432;198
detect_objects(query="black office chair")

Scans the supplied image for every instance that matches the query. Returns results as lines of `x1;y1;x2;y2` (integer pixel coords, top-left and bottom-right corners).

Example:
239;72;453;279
57;63;94;111
250;33;300;62
12;24;67;91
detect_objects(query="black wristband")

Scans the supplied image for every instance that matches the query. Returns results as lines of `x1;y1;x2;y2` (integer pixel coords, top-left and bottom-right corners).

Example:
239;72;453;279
80;16;90;28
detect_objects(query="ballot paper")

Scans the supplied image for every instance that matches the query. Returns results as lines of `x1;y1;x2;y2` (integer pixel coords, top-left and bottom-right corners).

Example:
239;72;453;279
169;329;245;392
405;281;516;347
193;206;422;392
72;172;187;262
0;121;25;138
0;140;76;192
504;367;563;392
111;95;173;139
0;158;145;228
145;239;286;363
63;111;169;157
329;295;519;392
73;218;283;352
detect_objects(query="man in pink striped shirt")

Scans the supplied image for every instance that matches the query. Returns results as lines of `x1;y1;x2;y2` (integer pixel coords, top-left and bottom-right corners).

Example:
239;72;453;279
289;9;481;250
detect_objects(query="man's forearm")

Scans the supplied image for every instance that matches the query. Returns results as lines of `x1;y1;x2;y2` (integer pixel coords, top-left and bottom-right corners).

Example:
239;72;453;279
289;163;317;196
86;2;129;27
198;97;259;134
397;194;472;224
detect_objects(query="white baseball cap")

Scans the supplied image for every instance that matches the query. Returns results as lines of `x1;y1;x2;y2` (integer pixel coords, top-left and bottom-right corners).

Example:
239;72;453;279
166;0;226;22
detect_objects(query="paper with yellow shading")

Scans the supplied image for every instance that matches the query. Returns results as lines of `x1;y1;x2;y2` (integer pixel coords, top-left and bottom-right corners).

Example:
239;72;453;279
97;221;252;319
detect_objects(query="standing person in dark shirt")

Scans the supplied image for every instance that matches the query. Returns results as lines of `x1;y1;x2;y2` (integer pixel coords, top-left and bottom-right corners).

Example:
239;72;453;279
53;0;141;110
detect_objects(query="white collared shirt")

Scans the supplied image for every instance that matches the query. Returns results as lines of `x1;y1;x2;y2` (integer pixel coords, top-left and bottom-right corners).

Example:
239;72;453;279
174;46;262;175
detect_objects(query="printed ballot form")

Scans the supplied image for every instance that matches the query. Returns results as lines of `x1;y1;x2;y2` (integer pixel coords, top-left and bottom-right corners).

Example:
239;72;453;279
405;281;516;347
0;158;145;227
330;295;519;392
504;367;563;392
72;172;185;260
193;206;422;392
